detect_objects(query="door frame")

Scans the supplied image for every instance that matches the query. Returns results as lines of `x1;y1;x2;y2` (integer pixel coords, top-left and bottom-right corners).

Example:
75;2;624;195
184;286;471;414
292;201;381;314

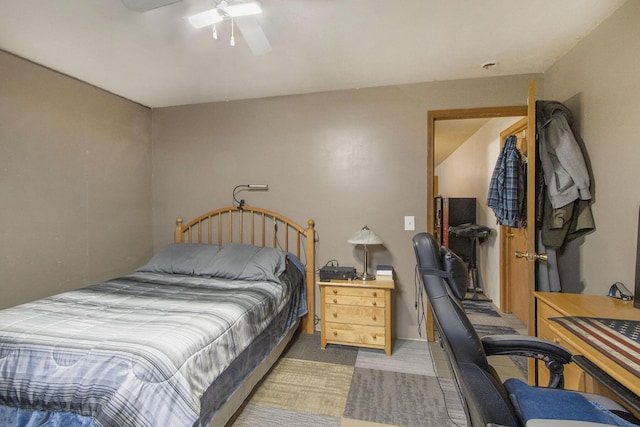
425;105;528;341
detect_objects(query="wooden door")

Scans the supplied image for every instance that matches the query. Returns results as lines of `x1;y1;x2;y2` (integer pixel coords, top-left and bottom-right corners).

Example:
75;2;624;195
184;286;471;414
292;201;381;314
498;81;539;338
499;118;530;325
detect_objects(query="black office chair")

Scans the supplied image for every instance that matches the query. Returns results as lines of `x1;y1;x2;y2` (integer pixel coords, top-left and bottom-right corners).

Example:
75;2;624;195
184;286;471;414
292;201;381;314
412;232;639;427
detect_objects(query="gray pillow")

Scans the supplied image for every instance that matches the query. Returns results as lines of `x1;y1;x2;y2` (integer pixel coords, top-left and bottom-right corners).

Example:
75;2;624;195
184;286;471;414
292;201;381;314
137;243;221;275
201;243;286;283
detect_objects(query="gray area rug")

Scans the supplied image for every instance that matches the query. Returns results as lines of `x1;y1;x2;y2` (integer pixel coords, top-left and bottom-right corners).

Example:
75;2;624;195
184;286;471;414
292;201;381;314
344;367;466;427
462;299;502;317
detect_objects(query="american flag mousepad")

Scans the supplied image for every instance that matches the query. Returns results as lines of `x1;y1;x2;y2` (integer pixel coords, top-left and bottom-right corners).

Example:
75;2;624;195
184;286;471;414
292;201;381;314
551;316;640;378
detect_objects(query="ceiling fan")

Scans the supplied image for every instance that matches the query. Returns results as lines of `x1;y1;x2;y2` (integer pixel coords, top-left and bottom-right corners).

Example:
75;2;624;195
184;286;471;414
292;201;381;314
120;0;272;56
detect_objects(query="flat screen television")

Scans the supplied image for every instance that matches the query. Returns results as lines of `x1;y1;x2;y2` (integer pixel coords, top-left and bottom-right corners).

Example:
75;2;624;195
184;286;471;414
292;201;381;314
635;206;640;309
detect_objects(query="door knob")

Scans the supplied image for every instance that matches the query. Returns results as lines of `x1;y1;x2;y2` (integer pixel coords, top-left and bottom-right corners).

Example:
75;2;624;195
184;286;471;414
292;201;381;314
514;251;548;262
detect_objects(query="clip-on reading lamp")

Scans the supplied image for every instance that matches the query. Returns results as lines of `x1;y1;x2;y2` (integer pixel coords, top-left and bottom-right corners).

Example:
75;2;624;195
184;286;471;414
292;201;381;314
232;184;269;210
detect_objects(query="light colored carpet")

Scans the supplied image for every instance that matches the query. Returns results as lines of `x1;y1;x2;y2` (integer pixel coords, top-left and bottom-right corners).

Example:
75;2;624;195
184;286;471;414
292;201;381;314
355;339;436;377
232;403;341;427
249;358;354;418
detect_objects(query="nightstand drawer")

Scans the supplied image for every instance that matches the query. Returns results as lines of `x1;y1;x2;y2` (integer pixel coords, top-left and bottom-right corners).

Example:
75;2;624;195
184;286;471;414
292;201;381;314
325;322;386;347
324;305;385;326
324;294;385;307
324;286;385;298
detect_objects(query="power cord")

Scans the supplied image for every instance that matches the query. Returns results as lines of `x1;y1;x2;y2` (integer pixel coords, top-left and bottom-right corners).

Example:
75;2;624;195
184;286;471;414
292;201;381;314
415;265;427;337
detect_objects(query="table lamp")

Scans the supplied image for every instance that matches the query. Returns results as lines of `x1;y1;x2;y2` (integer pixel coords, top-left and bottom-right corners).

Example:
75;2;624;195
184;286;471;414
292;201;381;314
348;225;383;280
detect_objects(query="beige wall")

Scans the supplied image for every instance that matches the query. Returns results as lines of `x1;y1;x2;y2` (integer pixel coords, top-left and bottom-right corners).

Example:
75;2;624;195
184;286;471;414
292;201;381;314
543;0;640;295
151;75;540;339
0;51;153;309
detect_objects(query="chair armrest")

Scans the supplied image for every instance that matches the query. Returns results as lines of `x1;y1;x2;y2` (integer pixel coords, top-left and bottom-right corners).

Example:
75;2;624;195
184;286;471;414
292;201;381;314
481;335;573;361
482;335;573;388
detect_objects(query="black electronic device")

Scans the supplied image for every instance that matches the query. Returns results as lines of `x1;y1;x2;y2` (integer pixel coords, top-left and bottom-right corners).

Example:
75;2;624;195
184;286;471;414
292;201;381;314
319;266;356;281
608;282;633;301
436;197;476;261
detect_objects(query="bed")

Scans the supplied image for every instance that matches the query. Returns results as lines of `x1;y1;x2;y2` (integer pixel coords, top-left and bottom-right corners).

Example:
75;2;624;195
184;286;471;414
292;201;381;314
0;206;316;427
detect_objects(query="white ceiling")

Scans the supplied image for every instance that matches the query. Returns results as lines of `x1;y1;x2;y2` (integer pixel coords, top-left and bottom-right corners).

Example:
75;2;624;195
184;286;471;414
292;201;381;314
0;0;627;108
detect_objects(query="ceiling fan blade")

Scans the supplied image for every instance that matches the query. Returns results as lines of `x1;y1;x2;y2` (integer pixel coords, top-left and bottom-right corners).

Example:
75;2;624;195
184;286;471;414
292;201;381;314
224;2;262;18
234;16;272;56
120;0;182;12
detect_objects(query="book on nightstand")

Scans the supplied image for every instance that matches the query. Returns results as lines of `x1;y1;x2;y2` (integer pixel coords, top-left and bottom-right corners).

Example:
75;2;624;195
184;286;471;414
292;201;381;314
375;265;394;281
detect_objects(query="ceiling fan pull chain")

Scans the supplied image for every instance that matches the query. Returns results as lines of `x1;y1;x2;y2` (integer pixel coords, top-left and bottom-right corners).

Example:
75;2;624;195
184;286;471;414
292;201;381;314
230;19;235;46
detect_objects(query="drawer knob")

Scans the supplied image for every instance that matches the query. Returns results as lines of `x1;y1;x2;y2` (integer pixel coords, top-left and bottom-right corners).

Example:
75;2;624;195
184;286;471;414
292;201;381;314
333;331;338;336
333;299;338;304
332;312;337;318
332;289;338;294
372;302;377;306
372;292;377;297
372;316;377;321
372;334;377;340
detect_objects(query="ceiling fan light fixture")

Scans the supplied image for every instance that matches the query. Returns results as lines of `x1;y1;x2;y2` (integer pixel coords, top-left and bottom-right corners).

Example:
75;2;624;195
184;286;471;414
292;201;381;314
187;1;270;55
188;2;261;29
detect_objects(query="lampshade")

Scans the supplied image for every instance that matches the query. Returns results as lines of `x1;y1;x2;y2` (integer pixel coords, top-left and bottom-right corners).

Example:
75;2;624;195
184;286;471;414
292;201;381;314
347;226;383;246
348;226;382;281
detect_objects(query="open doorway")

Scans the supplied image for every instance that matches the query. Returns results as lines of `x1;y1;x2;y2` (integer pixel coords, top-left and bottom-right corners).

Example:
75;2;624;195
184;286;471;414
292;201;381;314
427;106;527;309
434;115;525;305
424;106;528;340
424;81;538;345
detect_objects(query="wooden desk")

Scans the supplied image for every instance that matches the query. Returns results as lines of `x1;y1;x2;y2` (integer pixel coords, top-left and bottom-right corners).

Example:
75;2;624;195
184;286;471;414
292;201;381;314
535;292;640;404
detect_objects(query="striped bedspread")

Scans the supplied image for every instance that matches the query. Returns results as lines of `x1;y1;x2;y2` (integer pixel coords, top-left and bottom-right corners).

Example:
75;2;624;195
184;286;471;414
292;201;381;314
0;267;304;427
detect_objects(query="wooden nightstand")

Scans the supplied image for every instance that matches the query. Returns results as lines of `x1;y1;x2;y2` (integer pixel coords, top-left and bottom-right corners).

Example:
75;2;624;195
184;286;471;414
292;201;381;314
319;278;395;356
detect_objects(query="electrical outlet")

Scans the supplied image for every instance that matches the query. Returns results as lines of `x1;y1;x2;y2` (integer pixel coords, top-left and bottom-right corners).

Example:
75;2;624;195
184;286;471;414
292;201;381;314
404;216;415;231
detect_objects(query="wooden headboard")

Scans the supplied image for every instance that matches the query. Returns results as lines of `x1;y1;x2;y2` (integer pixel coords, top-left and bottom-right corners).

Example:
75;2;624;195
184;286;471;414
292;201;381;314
174;205;316;334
